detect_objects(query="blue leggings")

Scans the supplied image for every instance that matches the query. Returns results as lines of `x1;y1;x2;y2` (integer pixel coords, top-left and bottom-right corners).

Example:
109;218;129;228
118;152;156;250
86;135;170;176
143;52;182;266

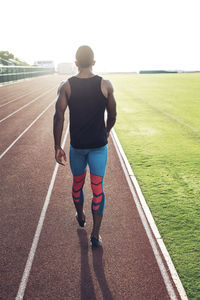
69;144;108;215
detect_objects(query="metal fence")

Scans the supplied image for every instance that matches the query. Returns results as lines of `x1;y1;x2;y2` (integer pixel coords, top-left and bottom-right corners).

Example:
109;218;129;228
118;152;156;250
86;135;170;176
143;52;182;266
0;66;55;84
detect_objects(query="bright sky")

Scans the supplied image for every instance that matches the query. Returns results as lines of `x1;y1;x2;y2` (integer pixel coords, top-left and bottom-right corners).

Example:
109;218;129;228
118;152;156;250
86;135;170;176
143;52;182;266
1;0;200;72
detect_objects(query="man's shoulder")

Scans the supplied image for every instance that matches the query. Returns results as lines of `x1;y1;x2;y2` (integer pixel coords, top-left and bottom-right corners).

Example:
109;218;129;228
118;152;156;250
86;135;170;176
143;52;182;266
101;78;113;92
58;78;71;89
57;79;71;97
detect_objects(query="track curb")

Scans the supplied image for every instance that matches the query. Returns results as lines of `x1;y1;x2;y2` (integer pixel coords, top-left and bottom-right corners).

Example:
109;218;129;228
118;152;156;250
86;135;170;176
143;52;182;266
111;128;188;300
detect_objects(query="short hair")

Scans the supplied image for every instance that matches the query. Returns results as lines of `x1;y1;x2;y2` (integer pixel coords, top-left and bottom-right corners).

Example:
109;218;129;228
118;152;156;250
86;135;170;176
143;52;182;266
76;45;94;68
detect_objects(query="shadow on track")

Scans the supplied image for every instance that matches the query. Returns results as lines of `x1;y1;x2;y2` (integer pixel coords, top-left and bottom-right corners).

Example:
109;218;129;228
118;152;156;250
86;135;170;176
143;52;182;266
77;229;113;300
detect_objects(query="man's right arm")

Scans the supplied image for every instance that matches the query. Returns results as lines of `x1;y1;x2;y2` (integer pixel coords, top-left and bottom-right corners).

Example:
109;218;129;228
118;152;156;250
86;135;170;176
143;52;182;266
105;80;117;137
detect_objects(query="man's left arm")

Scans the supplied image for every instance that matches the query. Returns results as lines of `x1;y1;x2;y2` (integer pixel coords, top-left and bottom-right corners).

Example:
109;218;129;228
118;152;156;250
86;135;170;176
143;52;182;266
53;83;68;165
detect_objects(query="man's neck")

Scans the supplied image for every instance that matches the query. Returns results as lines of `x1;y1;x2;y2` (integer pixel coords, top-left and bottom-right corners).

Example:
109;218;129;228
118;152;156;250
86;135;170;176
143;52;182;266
77;67;95;78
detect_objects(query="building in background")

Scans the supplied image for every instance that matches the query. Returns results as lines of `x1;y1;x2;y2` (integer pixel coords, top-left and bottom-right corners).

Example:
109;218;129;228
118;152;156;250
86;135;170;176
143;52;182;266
34;60;55;68
57;62;77;74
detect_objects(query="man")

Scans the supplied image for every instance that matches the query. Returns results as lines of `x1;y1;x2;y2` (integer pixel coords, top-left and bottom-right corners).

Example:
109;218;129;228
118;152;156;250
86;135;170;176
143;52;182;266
53;45;116;247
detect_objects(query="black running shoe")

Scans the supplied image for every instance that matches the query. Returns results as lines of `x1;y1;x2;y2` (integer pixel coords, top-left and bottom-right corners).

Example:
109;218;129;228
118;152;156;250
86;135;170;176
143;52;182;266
90;235;102;247
75;212;86;227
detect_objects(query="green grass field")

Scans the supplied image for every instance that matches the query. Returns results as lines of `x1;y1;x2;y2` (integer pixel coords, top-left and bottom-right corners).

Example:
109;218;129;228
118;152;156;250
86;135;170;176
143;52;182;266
105;73;200;299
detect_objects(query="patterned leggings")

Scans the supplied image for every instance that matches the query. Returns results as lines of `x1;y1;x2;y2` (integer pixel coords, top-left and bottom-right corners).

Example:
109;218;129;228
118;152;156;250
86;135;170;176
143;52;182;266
69;144;108;215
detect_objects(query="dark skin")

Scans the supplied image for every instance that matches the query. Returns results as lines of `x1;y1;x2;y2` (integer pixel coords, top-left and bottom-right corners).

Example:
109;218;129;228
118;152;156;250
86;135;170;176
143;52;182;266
53;61;117;165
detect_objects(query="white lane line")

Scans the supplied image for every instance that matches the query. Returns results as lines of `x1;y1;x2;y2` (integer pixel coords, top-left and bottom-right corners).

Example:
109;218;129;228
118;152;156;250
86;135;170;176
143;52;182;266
0;87;56;123
15;126;69;300
0;88;45;108
111;129;188;300
0;98;56;160
136;96;200;133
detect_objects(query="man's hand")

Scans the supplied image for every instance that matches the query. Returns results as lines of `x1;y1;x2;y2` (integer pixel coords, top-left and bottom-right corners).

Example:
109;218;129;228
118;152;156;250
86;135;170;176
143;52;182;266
55;147;67;166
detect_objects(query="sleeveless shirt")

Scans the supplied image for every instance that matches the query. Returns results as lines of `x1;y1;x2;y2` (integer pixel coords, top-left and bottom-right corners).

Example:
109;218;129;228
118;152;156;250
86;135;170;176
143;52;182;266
68;75;108;149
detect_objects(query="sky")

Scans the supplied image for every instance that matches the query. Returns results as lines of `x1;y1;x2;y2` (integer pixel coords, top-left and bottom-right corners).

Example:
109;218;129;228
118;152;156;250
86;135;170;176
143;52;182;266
1;0;200;72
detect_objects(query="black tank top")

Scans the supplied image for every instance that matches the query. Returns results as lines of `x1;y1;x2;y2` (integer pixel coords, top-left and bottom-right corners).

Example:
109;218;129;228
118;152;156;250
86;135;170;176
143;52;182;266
68;75;108;149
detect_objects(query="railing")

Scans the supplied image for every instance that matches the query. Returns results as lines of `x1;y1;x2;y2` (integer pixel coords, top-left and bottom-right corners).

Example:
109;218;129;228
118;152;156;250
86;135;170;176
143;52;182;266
0;66;55;84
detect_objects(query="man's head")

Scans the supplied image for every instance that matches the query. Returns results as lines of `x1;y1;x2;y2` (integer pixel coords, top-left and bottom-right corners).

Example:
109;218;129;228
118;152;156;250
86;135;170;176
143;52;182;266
75;45;95;69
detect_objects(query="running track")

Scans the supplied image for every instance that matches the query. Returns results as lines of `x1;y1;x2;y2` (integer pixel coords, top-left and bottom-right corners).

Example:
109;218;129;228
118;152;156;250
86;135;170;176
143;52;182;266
0;75;187;300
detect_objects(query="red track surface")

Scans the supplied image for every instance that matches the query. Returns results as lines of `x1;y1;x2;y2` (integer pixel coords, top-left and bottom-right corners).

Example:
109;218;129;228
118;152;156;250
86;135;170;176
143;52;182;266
0;76;182;300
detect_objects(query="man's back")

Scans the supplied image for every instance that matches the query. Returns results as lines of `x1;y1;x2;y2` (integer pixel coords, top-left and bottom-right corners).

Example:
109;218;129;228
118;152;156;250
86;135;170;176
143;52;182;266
67;75;108;149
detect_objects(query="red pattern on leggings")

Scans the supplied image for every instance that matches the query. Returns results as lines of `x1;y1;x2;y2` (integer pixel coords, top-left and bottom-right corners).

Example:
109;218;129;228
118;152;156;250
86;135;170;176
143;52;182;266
90;174;103;212
72;171;86;202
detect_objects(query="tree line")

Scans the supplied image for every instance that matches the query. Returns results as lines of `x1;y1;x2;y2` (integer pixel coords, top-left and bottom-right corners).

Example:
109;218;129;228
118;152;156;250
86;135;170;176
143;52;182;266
0;51;29;66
